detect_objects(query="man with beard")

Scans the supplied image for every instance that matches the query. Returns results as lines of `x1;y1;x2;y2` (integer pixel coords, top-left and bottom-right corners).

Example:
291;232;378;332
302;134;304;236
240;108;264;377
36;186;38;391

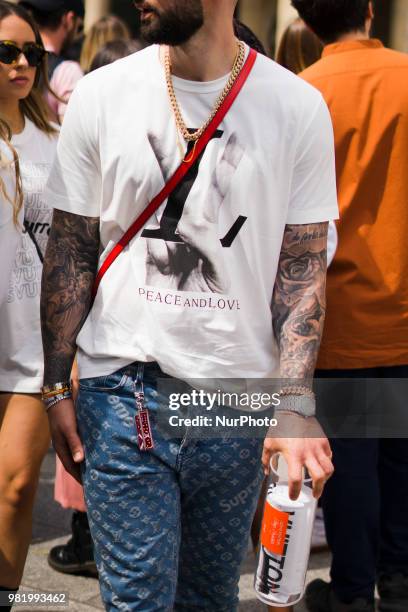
20;0;84;121
41;0;338;609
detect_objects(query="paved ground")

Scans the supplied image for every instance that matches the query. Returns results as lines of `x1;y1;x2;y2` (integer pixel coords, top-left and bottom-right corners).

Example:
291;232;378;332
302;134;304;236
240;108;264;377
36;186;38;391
15;448;332;611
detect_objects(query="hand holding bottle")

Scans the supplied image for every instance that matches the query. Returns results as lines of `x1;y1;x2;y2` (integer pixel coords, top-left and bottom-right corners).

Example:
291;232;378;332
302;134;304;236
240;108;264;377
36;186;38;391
262;412;333;500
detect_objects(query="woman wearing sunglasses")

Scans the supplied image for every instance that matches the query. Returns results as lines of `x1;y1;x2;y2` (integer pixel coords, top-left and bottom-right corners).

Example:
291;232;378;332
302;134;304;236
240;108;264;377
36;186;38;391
0;1;58;603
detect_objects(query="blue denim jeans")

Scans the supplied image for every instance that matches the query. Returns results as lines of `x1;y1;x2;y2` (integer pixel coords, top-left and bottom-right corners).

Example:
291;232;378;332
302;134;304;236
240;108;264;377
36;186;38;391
76;362;264;611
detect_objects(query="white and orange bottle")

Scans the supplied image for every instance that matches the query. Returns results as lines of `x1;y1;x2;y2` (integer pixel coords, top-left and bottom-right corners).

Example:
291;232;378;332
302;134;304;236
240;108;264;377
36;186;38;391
254;454;317;607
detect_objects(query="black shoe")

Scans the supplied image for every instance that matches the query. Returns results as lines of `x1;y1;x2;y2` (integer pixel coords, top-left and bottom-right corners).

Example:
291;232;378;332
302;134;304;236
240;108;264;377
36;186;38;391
305;579;375;612
378;573;408;612
48;511;97;577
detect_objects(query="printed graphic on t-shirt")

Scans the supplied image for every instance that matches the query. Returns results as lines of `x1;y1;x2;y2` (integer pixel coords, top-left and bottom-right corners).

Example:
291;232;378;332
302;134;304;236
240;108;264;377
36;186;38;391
141;130;247;295
7;160;52;303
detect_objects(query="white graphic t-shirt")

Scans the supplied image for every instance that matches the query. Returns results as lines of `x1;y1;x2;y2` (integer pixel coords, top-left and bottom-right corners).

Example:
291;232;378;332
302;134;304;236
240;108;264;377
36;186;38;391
45;45;339;381
0;141;23;307
0;209;21;308
0;119;58;393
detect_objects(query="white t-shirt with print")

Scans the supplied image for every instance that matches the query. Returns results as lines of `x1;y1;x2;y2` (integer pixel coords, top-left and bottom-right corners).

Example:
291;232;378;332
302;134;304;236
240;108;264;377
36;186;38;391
0;210;21;308
0;119;58;393
45;44;339;382
0;141;23;307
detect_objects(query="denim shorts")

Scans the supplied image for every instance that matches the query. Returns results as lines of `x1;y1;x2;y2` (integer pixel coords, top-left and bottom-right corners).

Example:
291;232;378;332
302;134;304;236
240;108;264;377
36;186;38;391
76;361;264;612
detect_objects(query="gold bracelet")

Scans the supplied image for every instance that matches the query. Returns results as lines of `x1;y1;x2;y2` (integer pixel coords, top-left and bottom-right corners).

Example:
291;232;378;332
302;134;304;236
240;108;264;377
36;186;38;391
41;382;72;401
42;387;71;400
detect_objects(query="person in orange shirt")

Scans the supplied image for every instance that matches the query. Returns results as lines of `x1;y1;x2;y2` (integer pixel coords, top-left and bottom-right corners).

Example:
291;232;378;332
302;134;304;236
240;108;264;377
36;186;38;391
291;1;408;611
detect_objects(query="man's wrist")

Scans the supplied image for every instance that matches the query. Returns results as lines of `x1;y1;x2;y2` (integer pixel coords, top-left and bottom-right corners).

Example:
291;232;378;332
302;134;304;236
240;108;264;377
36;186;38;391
42;382;73;412
275;392;316;418
43;391;73;412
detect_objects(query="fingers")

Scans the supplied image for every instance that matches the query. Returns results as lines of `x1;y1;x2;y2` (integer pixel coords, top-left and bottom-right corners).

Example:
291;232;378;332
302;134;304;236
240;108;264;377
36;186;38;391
262;445;272;476
65;428;85;464
220;133;244;172
304;455;326;499
52;434;82;484
316;451;335;478
305;450;334;499
146;238;170;269
212;134;244;202
286;455;303;501
262;440;306;499
262;434;335;501
147;132;172;180
320;437;333;459
48;399;84;483
262;435;284;476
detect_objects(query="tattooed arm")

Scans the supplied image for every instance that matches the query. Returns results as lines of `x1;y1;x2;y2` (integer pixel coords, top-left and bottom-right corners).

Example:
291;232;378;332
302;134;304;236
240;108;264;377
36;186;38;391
41;209;100;481
263;222;334;500
41;210;99;384
272;222;328;382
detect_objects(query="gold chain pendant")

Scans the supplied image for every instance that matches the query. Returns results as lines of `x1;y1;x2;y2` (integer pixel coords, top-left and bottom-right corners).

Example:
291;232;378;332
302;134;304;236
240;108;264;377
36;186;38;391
165;41;246;152
183;140;198;164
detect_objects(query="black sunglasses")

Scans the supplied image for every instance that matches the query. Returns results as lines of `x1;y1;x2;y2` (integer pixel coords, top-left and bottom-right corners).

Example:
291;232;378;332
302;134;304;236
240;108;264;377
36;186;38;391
0;40;46;67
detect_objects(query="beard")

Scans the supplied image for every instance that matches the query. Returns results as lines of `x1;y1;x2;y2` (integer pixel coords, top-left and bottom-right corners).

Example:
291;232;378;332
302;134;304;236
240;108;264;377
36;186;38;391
135;0;204;46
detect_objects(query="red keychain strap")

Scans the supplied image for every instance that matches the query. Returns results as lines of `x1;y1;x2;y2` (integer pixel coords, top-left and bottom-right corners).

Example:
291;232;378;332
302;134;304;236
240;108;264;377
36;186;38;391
92;47;257;299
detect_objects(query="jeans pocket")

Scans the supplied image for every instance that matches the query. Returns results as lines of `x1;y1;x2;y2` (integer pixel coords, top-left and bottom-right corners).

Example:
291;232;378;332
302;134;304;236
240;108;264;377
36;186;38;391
79;370;128;392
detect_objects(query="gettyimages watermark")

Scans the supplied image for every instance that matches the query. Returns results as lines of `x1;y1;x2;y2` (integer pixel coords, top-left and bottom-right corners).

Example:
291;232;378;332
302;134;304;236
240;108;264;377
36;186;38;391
169;388;280;415
150;376;408;439
154;379;280;439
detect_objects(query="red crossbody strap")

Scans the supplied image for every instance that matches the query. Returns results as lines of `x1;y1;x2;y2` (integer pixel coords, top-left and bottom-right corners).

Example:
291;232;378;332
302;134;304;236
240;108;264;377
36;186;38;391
92;47;257;299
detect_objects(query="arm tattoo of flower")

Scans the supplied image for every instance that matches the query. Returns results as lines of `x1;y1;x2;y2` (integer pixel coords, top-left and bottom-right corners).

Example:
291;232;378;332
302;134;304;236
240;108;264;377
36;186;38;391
272;222;328;381
41;210;100;385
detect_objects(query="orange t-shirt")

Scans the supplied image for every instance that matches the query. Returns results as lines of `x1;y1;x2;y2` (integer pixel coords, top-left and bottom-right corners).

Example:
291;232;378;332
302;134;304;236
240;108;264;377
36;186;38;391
300;39;408;369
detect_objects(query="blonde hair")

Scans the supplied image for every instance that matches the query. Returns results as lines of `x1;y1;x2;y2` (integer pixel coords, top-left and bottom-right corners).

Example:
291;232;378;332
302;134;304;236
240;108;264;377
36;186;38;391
0;0;58;226
80;15;131;74
0;120;23;225
276;18;323;75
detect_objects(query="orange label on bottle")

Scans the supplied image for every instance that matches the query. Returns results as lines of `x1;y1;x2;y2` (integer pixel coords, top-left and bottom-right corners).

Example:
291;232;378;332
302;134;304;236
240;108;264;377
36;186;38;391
261;502;290;556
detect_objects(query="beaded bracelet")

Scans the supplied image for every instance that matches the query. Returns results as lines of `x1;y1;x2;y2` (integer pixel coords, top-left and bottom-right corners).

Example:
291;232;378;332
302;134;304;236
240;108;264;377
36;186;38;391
43;389;73;413
43;386;71;400
41;381;72;400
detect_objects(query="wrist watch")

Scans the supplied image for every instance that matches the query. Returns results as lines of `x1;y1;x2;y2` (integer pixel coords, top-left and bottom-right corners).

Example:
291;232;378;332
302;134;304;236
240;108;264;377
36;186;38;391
275;394;316;418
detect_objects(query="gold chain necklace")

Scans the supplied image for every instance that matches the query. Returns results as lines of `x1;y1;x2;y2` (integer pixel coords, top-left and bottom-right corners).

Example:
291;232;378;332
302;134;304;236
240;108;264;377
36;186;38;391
165;41;246;158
